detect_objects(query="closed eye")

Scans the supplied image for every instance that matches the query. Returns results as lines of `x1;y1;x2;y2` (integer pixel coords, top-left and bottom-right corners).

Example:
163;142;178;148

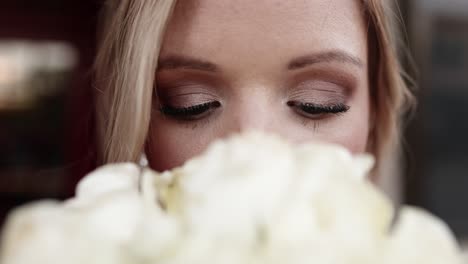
287;101;350;119
160;101;221;120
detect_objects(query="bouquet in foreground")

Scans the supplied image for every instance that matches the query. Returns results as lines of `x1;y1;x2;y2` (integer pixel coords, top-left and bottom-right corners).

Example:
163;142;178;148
0;132;464;264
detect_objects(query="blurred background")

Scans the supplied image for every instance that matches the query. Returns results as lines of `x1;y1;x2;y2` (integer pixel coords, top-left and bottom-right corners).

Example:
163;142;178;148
0;0;98;225
0;0;467;245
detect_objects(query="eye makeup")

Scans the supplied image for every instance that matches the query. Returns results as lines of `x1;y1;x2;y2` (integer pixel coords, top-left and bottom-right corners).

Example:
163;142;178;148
287;100;350;119
160;101;221;120
289;64;359;93
285;73;352;122
155;66;357;126
155;81;222;121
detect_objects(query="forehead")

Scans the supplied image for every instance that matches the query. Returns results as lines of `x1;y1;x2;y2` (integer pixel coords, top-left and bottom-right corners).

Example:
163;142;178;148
162;0;368;66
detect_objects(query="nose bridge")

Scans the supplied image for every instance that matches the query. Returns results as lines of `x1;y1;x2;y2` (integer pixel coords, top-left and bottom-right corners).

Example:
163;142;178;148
227;84;277;133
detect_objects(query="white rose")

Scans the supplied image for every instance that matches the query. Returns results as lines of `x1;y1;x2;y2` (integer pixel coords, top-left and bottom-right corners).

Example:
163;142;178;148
0;164;178;264
0;132;463;264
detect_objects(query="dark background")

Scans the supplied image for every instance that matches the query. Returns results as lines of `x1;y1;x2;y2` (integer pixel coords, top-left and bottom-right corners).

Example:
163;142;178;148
0;0;99;225
0;0;467;245
405;0;468;240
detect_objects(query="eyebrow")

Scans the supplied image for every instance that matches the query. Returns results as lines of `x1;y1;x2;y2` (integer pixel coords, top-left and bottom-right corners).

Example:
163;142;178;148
158;55;218;72
288;51;364;70
157;50;364;73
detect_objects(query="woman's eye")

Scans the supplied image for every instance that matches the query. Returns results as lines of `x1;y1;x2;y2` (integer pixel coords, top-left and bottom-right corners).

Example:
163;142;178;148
160;101;221;120
287;101;350;119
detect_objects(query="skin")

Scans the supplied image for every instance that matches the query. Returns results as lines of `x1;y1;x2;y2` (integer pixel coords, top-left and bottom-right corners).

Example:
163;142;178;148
148;0;371;171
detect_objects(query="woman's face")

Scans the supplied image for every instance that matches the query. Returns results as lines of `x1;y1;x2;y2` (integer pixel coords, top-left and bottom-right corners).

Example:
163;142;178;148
148;0;371;171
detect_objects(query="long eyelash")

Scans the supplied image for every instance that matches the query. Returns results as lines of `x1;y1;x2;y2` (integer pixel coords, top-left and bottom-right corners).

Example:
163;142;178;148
287;101;350;115
160;101;221;118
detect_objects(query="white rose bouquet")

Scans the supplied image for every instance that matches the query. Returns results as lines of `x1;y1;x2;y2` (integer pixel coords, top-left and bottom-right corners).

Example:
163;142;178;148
0;132;464;264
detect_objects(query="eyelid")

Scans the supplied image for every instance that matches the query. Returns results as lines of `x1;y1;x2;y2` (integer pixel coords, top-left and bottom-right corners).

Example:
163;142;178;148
288;68;358;95
286;78;349;105
156;72;223;95
160;101;221;121
158;91;219;109
287;101;350;122
295;80;346;93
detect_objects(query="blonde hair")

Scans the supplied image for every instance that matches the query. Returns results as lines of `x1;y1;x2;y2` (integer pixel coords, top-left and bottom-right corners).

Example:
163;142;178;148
94;0;177;164
94;0;415;172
